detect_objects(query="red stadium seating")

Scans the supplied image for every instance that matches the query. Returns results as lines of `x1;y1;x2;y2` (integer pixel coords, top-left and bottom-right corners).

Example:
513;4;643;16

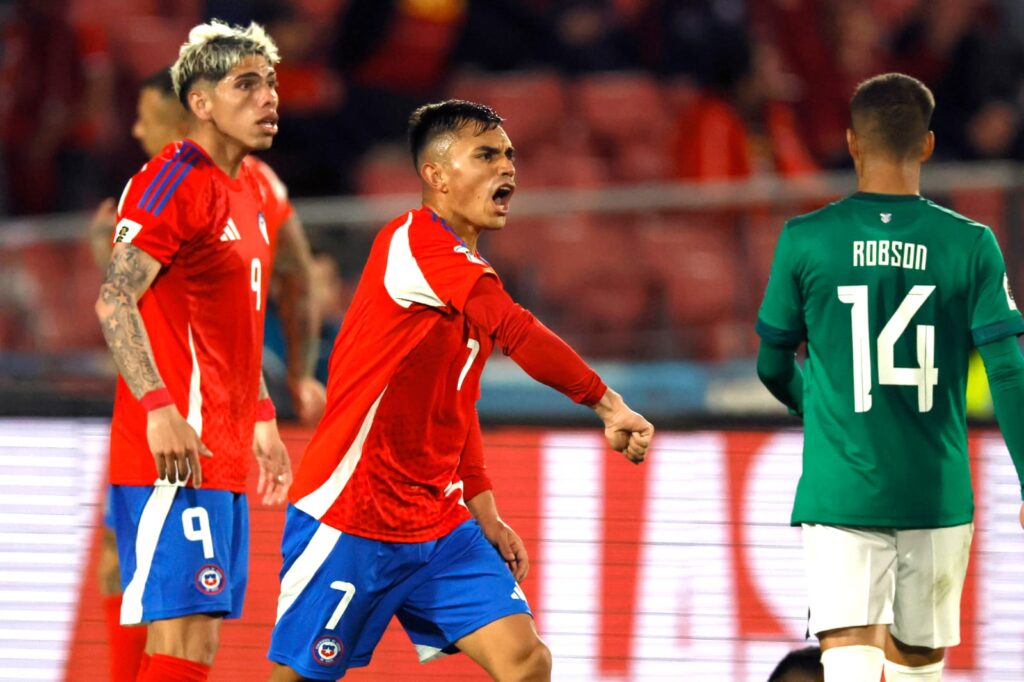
447;70;568;148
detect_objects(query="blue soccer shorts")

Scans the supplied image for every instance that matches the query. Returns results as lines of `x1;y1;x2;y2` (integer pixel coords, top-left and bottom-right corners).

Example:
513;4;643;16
110;484;249;625
268;507;533;680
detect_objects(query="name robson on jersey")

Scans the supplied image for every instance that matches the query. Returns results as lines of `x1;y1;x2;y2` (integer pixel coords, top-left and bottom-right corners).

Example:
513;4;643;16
312;636;343;665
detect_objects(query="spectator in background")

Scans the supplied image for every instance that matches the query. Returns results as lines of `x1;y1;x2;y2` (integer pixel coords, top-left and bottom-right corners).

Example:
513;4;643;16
760;0;888;167
768;646;824;682
328;0;468;191
890;0;1024;161
249;1;347;196
671;38;817;180
0;0;116;214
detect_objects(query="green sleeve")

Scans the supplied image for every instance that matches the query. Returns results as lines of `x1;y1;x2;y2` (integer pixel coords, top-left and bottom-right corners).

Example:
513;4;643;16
756;224;806;346
756;340;804;417
979;335;1024;499
969;228;1024;346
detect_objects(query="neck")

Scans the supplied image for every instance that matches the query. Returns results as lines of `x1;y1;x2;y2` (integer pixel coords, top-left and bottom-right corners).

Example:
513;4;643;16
855;157;921;195
189;124;248;177
422;199;482;252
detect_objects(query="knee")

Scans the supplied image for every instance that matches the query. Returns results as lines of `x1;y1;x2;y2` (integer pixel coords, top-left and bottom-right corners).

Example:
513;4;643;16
507;638;551;681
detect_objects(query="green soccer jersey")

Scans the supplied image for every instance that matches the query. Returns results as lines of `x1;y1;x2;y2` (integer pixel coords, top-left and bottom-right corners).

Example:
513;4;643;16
757;192;1024;528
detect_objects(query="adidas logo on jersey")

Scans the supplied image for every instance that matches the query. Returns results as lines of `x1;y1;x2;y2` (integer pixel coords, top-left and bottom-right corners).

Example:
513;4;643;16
510;585;527;601
220;218;242;241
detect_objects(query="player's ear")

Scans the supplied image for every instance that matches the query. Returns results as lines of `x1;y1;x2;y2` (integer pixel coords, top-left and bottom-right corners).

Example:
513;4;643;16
188;87;213;121
421;161;447;194
846;128;860;166
919;131;935;163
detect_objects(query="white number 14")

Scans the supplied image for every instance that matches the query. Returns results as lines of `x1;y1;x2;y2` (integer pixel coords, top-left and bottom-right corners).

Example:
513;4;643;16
837;284;938;413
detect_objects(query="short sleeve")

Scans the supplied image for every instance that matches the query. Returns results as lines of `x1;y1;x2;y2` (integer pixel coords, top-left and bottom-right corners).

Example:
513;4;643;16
969;228;1024;346
756;224;806;347
403;216;497;313
113;151;208;265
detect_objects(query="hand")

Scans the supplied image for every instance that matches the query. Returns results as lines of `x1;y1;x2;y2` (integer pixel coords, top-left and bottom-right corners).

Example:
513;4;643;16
87;198;118;268
593;388;654;464
478;516;530;583
146;405;212;486
1019;503;1024;529
288;375;327;425
253;419;292;505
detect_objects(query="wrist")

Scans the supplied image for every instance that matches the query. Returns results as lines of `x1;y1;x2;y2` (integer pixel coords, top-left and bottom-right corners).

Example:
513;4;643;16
256;397;277;422
592;388;622;421
140;387;173;411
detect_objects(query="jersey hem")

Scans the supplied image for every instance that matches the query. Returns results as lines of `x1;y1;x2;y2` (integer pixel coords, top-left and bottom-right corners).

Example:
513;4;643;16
790;512;974;529
108;480;248;494
322;510;470;543
973;316;1024;346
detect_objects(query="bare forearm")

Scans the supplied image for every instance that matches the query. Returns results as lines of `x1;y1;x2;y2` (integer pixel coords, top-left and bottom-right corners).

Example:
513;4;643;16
274;217;319;380
95;245;164;398
466;489;500;526
259;372;270;400
277;273;318;380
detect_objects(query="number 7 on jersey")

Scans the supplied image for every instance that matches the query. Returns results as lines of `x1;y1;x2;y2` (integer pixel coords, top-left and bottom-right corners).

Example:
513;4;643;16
837;284;938;413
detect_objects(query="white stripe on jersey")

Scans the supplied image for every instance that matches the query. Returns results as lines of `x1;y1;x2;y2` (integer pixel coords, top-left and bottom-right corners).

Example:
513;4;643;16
383;212;445;309
294;389;386;520
120;486;177;624
186;324;203;438
275;522;342;624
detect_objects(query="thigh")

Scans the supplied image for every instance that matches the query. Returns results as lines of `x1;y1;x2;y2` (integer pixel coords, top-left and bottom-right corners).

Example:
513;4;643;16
396;519;532;663
268;506;422;681
112;485;245;624
802;524;897;637
892;523;973;649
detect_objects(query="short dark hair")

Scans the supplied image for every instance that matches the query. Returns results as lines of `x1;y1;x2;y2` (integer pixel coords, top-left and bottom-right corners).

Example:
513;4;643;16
767;646;823;682
141;67;176;99
407;100;503;168
850;73;935;159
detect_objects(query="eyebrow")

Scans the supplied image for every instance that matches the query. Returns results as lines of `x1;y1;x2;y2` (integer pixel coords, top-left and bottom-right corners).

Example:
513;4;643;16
476;145;515;156
232;69;276;82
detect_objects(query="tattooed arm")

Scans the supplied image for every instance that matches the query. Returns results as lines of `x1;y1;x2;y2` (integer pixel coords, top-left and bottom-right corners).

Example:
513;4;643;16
273;214;326;424
95;243;210;486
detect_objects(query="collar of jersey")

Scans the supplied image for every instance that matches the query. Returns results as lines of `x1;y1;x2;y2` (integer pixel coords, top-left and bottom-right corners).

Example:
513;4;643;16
181;138;243;190
422;207;468;247
850;191;922;203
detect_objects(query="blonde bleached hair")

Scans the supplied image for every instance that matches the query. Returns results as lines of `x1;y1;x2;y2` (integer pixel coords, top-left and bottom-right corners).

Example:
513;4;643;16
170;20;280;110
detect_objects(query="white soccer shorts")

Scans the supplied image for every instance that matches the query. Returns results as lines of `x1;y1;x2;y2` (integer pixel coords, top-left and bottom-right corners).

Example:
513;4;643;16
802;522;973;649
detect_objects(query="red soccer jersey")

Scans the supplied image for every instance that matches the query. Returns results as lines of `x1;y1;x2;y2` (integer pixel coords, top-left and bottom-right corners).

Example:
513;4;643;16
108;140;272;492
291;207;498;541
245;155;293;252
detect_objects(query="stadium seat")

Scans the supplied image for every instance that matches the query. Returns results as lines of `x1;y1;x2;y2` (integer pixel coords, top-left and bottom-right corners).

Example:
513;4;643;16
447;70;568;148
573;72;673;148
355;145;421;196
636;214;740;327
531;215;656;357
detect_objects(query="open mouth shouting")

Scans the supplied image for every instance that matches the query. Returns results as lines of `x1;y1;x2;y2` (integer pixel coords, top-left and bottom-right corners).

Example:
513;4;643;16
492;183;515;215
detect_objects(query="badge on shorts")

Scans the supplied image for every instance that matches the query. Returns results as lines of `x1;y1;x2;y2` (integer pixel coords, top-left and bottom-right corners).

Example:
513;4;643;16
194;564;226;595
312;635;344;666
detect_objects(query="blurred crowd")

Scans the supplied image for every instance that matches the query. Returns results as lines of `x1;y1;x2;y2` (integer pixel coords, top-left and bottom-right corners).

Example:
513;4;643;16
3;0;1024;216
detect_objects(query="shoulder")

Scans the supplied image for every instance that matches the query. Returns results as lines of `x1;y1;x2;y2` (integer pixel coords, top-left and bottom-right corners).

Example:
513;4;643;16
784;198;846;232
121;141;215;217
243;155;289;203
920;197;989;235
